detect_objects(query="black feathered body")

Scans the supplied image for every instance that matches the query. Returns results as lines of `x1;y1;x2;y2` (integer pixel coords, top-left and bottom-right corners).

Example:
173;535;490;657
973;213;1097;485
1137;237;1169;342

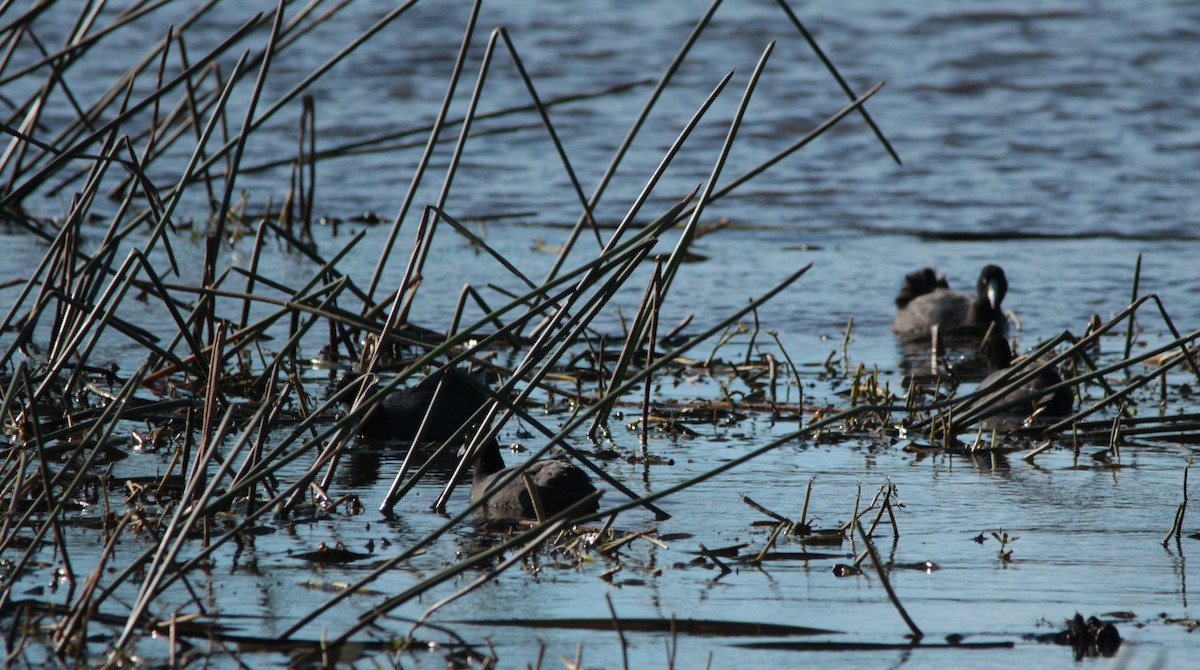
339;368;490;443
470;441;599;520
975;335;1073;418
893;265;1008;342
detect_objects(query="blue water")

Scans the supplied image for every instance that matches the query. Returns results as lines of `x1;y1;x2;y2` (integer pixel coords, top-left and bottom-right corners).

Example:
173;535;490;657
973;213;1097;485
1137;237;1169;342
2;1;1198;668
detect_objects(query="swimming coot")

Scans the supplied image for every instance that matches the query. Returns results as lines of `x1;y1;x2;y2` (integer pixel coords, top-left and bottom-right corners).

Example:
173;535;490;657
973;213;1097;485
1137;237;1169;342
975;335;1073;419
893;265;1008;342
469;438;600;520
337;368;491;443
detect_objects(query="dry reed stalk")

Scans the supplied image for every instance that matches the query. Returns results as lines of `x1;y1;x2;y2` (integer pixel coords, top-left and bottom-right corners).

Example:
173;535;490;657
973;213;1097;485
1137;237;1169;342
0;361;149;612
770;0;900;164
753;522;789;563
1124;253;1142;359
797;477;815;533
855;520;923;642
1162;462;1190;547
447;283;522;349
366;0;480;302
299;93;315;233
285;266;816;641
862;484;897;539
1;14;265;208
497;28;600;243
431;206;539;291
643;261;663;446
767;330;803;410
212;1;285;244
660;41;775;295
744;305;761;366
741;494;791;525
605;593;631;670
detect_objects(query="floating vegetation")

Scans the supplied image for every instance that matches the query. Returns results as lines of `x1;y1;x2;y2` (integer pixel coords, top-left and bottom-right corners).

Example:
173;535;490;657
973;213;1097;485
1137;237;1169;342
1032;613;1122;661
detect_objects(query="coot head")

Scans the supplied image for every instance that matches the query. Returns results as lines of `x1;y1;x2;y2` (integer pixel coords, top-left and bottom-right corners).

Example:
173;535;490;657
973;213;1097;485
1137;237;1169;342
976;265;1007;319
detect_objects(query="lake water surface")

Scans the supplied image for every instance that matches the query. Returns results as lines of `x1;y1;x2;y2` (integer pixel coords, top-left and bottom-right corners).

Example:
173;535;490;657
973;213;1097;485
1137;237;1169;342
2;0;1198;668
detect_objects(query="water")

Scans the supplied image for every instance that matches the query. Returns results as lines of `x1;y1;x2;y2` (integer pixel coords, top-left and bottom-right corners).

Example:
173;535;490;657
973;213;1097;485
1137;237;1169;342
2;0;1199;667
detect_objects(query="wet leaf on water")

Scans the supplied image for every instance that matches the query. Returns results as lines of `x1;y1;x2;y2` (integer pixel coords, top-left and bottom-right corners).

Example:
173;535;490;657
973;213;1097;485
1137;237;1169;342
300;580;385;597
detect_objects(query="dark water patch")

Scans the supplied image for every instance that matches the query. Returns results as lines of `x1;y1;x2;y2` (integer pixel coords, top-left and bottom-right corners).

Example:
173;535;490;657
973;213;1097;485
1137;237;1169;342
824;224;1200;242
454;617;838;637
738;639;1016;652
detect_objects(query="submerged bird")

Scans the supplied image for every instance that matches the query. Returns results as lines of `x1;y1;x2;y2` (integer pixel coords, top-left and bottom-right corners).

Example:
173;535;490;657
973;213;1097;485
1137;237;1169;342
337;367;491;443
469;437;600;520
974;334;1073;419
893;265;1009;342
338;367;599;519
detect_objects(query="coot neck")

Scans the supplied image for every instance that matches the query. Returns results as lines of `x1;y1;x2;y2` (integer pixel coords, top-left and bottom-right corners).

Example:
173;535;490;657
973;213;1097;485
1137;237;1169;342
472;436;507;481
983;335;1014;371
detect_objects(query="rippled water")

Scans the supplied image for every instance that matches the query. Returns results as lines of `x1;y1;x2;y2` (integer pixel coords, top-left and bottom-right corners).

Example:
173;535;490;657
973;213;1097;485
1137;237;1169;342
3;0;1199;668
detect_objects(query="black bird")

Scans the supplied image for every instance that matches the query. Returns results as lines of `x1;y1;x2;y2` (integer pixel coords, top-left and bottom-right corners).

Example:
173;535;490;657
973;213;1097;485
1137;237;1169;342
469;438;600;520
974;334;1073;419
893;265;1009;342
337;368;490;443
338;368;599;519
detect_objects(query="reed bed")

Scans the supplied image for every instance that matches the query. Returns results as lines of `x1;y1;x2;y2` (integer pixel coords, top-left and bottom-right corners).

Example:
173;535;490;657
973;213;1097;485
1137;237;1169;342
0;1;1192;667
